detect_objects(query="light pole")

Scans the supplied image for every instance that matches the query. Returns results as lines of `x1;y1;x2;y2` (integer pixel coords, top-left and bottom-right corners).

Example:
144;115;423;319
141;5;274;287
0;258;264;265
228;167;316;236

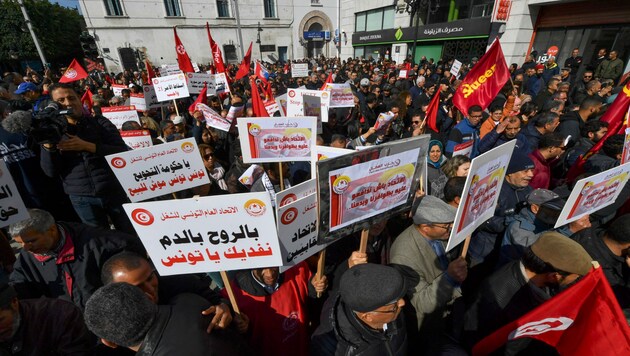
17;0;47;67
256;22;263;61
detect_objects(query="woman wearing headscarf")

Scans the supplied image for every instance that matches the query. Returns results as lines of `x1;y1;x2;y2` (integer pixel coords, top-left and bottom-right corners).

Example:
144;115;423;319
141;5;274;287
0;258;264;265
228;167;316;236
427;140;448;199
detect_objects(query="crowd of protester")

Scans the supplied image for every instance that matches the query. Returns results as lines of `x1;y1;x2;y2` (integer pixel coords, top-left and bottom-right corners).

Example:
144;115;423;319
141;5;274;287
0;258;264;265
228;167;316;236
0;44;629;355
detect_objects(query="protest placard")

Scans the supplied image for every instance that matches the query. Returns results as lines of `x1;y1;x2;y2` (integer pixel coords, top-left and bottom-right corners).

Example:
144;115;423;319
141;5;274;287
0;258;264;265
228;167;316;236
276;93;287;116
227;105;244;123
237;117;317;163
276;178;317;208
291;63;309;78
264;98;281;117
160;64;182;76
186;72;212;94
622;128;630;164
445;141;516;252
120;130;152;150
213;72;231;95
303;95;323;133
317;136;430;243
129;94;147;111
324;83;354;108
238;164;264;188
398;70;408;79
195;103;232;132
123;192;282;276
152;74;190;102
101;106;140;129
374;112;395;135
111;84;127;97
450;59;462;78
277;194;327;267
141;85;163;109
0;160;29;228
554;163;630;228
315;146;353;160
453;140;473;158
106;139;210;202
286;88;330;122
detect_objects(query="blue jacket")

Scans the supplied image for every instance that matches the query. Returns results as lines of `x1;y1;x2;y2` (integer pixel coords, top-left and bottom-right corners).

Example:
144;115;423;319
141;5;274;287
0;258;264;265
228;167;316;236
445;118;479;158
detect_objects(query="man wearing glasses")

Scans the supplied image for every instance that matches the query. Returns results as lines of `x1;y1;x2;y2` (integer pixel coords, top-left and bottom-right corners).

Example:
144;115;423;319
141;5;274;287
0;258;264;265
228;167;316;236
389;195;467;354
569;69;593;105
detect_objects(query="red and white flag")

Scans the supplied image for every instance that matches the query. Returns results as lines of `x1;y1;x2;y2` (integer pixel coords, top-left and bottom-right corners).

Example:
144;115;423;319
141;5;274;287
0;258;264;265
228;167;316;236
206;23;226;74
81;89;93;110
58;59;88;83
249;77;269;118
188;83;208;114
254;61;269;84
235;42;253;81
452;39;510;116
173;27;194;74
473;266;630;356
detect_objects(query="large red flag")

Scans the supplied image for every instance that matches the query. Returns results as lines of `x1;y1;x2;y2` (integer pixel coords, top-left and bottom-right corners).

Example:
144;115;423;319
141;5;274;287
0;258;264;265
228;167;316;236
452;39;509;116
145;59;156;82
58;59;88;83
173;27;194;74
188;83;208;114
473;267;630;356
235;42;253;80
249;77;269;117
81;89;93;110
566;82;630;181
425;86;442;132
206;23;226;74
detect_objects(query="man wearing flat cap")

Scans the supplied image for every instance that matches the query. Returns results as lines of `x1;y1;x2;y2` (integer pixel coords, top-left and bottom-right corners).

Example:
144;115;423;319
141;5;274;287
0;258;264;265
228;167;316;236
389;195;466;354
462;232;593;354
311;263;407;355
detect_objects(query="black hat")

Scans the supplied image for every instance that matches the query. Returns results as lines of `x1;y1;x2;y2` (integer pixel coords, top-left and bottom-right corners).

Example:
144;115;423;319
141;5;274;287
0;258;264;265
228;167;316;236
507;152;535;175
340;264;405;312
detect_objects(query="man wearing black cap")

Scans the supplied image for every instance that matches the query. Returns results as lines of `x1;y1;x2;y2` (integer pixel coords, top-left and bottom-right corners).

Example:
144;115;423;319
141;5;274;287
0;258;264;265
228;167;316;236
0;283;94;355
311;263;407;355
390;195;466;354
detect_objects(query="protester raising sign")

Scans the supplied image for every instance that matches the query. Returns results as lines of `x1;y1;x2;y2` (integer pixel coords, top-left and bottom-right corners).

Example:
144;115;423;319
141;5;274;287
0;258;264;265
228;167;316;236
120;130;153;150
237;117;317;163
152;74;190;102
317;136;430;243
446;141;516;252
195;103;232;132
101;106;140;129
554;163;630;228
123;192;282;276
291;63;309;78
186;72;212;94
286;88;331;122
106;139;210;202
323;83;355;108
0;160;28;228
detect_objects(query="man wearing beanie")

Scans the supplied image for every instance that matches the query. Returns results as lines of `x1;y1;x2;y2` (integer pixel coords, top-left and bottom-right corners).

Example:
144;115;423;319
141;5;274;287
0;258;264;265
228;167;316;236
0;283;94;355
389;195;466;354
311;263;407;356
462;232;593;354
84;282;250;355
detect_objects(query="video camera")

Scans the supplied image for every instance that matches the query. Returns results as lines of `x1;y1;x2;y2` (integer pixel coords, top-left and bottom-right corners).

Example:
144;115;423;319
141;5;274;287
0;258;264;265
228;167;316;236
32;102;71;145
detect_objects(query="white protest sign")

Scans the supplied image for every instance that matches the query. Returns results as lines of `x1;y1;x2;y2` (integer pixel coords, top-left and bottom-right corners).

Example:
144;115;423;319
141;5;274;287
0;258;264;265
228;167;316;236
238;164;264;188
450;59;462;77
106;139;210;202
160;64;182;76
0;160;29;228
196;103;232;132
276;93;287;116
324;83;355;108
123;192;282;275
374;111;395;135
141;85;163;109
276;178;317;208
186;72;212;94
286;88;330;122
453;140;473;158
101;106;140;129
213;72;231;95
277;194;326;268
291;63;309;78
120;130;153;150
129;94;147;111
446;141;516;252
152;73;190;102
226;105;244;123
398;70;408;79
622;128;630;165
303;95;323;133
264;98;281;117
316;146;353;160
554;163;630;228
192;62;200;73
237;117;317;163
111;84;127;97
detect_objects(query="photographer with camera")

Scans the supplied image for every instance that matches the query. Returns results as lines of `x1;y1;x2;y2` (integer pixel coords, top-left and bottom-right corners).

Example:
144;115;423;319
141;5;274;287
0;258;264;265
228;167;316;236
39;83;133;233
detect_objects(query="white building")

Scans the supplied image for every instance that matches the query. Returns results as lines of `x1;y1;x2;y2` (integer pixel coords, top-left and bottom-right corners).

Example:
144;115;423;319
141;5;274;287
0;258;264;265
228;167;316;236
78;0;341;72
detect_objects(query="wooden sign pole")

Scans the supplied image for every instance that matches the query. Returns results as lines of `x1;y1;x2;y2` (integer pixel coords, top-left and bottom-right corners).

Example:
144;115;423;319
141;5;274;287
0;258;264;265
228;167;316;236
460;235;471;259
315;250;326;298
358;229;369;254
172;99;180;117
220;270;240;314
278;162;285;191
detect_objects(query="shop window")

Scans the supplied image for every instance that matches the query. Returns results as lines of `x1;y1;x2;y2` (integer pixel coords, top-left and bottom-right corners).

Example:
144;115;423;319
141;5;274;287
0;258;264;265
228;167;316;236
355;13;366;32
164;0;182;16
355;6;395;33
104;0;124;16
217;0;230;17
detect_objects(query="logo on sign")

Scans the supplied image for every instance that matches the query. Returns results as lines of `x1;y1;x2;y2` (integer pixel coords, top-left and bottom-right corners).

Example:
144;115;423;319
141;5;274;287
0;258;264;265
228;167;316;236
110;157;126;169
248;124;262;137
152;79;159;85
288;90;296;98
181;141;195;153
280;193;298;207
281;207;298;225
176;45;186;55
131;208;155;226
321;92;329;99
244;199;266;217
509;317;573;340
332;175;351;194
65;68;77;79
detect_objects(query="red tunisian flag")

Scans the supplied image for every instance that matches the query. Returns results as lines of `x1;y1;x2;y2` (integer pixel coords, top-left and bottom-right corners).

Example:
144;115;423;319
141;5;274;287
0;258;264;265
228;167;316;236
81;89;93;110
425;86;442;132
206;23;226;74
188;83;208;114
145;59;156;82
452;39;509;116
249;77;269;117
567;82;630;181
58;59;88;83
473;266;630;356
235;42;253;80
173;27;194;74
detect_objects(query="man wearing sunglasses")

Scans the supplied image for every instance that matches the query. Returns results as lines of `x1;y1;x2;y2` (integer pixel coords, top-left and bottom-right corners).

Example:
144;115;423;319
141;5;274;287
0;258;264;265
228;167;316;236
390;195;466;353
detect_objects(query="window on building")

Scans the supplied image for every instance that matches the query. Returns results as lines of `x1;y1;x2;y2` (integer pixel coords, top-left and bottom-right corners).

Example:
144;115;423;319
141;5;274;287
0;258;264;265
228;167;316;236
223;44;238;63
311;0;321;5
355;6;395;32
164;0;182;16
104;0;124;16
263;0;276;18
217;0;230;17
